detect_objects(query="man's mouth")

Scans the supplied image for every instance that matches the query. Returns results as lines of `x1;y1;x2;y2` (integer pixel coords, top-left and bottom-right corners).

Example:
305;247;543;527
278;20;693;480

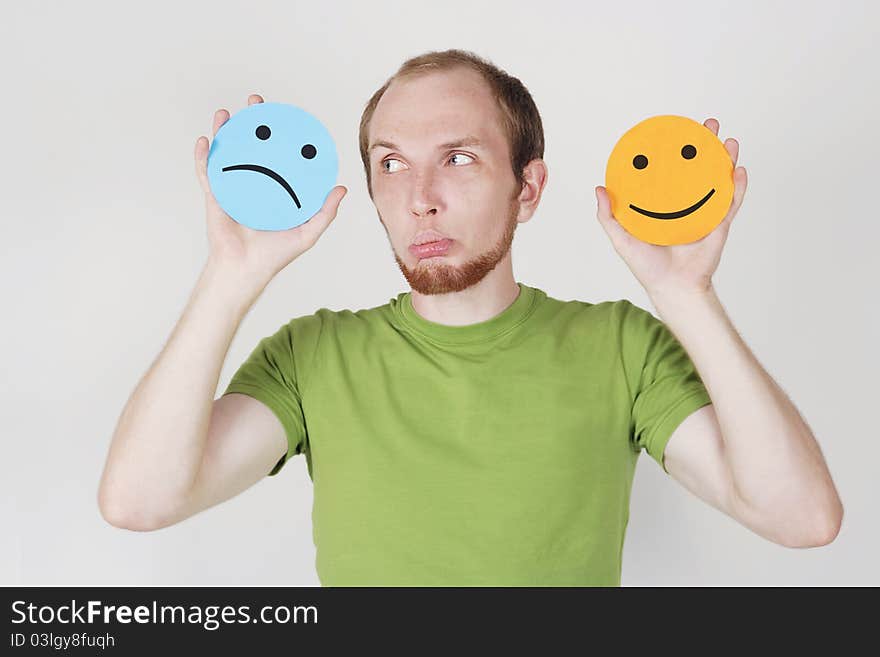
221;163;301;209
629;188;715;220
409;239;453;259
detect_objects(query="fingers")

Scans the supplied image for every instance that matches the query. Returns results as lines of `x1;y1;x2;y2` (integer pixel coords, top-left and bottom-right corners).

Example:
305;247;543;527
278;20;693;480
212;109;229;137
717;166;748;234
212;93;260;136
732;166;747;209
194;136;210;191
195;108;229;194
704;118;739;166
724;137;739;166
196;97;263;194
214;92;262;134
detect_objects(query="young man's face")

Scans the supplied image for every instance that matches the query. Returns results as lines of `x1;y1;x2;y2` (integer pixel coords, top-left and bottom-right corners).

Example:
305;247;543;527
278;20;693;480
367;67;525;295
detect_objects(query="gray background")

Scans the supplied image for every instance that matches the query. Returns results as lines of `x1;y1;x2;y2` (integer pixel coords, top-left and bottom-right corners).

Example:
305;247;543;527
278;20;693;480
2;0;877;586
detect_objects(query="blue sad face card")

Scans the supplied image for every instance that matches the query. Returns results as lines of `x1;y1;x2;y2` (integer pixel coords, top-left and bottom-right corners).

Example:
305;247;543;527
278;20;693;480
207;102;338;231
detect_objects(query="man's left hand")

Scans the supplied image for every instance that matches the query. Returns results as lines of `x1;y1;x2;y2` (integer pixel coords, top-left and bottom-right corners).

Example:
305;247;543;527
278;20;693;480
595;117;748;297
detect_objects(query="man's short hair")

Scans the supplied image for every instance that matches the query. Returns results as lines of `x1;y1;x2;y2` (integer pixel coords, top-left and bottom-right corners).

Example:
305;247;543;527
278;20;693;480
358;48;545;198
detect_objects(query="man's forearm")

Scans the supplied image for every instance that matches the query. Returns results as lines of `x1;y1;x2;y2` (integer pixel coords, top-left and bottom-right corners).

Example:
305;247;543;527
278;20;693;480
648;285;843;540
98;260;266;528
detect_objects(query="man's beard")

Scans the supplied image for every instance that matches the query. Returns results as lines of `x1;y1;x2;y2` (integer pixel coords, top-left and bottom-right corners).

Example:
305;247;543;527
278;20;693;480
385;200;519;296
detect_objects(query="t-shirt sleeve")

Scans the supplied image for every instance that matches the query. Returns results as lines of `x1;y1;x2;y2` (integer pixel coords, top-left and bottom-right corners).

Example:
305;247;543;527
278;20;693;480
618;299;713;475
221;320;308;477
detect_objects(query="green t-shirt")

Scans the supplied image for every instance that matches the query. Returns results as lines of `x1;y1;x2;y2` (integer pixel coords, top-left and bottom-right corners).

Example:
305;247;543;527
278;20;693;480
222;282;712;586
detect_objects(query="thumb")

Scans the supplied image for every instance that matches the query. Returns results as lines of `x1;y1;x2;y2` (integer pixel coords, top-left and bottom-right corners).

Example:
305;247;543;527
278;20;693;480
595;186;615;228
595;186;634;252
295;185;348;242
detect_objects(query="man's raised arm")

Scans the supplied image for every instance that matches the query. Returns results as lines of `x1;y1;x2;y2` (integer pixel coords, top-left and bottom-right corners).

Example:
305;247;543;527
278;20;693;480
97;94;346;530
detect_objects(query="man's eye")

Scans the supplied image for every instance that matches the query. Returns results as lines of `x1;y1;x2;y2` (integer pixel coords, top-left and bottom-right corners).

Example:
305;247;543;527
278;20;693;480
382;158;405;173
380;153;472;173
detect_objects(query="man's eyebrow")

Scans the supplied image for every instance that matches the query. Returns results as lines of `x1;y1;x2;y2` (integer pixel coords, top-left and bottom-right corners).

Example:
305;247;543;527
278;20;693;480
437;136;483;150
368;136;484;153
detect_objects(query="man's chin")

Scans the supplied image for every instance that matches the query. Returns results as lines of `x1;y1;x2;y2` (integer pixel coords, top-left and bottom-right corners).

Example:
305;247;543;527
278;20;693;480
400;261;471;295
395;251;504;295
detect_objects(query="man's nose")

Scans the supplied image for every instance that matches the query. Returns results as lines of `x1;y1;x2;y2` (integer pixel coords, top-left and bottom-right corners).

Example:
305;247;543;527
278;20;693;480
408;170;441;217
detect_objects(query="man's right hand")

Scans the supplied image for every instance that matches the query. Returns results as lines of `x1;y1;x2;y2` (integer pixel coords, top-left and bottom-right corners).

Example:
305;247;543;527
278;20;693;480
193;93;347;287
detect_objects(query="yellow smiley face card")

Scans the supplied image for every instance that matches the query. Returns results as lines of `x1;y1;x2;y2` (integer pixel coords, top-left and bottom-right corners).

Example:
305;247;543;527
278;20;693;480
605;115;734;245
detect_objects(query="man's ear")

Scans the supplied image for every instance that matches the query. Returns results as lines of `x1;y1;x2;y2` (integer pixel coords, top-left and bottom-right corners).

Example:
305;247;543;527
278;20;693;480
516;158;549;222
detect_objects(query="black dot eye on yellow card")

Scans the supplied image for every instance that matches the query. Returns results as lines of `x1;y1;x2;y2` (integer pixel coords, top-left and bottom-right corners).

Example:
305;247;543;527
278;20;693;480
605;115;734;245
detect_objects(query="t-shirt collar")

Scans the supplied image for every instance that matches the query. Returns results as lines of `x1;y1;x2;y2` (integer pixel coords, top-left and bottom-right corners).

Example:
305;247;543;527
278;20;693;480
393;282;539;345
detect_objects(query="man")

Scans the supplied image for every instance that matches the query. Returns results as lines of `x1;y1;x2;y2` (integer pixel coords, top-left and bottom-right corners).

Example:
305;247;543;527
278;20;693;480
98;49;843;586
